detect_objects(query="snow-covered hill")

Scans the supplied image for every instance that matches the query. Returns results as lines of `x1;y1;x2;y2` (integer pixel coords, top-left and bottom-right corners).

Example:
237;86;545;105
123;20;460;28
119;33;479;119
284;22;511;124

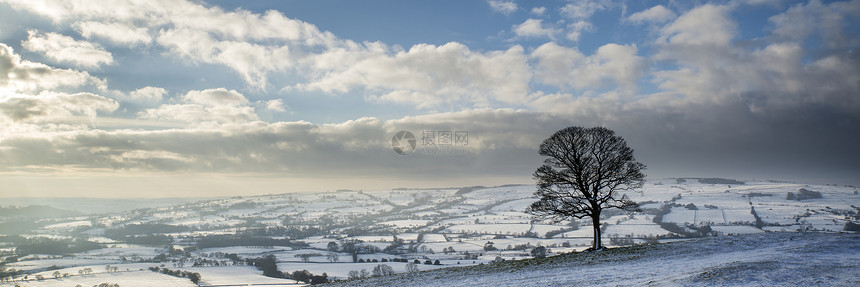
1;178;857;286
325;232;860;286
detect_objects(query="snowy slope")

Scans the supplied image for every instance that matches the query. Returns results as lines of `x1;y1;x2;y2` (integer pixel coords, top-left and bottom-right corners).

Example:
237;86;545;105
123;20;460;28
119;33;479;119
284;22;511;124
323;232;859;287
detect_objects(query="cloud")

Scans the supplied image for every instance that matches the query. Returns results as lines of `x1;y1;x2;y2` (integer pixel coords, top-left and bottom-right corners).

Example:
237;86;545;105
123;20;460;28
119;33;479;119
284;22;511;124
264;99;286;112
560;0;606;20
301;42;532;108
650;2;860;113
531;7;546;16
0;92;118;123
124;86;166;105
513;19;558;39
22;30;114;68
138;88;258;125
532;42;645;91
183;88;249;107
626;5;676;24
4;0;340;90
75;21;151;46
0;43;106;94
558;0;609;42
657;4;735;47
0;108;572;176
1;1;858;186
0;42;121;137
768;0;860;49
155;28;293;90
488;0;518;15
565;21;594;42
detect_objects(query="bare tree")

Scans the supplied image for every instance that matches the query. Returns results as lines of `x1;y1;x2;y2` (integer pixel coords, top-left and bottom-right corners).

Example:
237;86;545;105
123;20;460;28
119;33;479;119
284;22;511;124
371;264;394;277
527;126;645;250
326;253;339;263
405;262;419;273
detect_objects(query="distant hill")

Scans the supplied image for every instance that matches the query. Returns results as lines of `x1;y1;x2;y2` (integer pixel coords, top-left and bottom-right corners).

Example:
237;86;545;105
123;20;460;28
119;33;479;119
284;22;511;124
0;205;82;218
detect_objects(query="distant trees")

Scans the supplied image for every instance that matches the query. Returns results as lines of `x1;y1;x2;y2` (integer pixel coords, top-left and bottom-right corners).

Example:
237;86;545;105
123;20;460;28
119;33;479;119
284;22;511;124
291;270;312;283
327;241;339;252
531;246;547;259
483;241;497;251
149;267;201;284
14;238;103;256
348;269;370;280
0;266;21;283
405;262;419;273
290;270;328;284
295;253;316;262
252;255;282;278
528;126;645;250
787;188;823;200
371;264;394;277
327;253;339;263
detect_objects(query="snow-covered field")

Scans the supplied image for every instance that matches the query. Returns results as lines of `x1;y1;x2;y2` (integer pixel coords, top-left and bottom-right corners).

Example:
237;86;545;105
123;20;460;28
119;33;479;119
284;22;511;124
1;179;857;286
325;232;860;286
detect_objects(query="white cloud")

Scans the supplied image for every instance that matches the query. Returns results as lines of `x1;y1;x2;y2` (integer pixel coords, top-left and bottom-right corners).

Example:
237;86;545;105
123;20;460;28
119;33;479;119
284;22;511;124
265;99;286;112
565;21;594;42
532;42;644;91
301;42;532;108
513;19;558;39
488;0;518;15
650;1;860;114
183;88;249;107
22;31;114;69
138;88;258;125
0;92;118;123
125;86;167;105
531;7;546;16
155;28;294;90
560;0;606;20
657;4;735;47
4;0;340;90
626;5;676;24
0;42;121;137
558;1;609;42
75;21;151;46
0;43;106;94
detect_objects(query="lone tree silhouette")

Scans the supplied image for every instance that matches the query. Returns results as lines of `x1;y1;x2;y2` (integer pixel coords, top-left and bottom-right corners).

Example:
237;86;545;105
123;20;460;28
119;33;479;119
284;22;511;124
527;126;645;250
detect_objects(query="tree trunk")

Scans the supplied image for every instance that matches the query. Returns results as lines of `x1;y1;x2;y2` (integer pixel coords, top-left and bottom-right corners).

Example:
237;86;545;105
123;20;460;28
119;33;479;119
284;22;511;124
591;215;602;250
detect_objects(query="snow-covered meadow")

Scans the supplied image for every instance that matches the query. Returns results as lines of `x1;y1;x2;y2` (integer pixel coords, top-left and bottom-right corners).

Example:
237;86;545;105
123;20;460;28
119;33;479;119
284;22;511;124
1;178;857;286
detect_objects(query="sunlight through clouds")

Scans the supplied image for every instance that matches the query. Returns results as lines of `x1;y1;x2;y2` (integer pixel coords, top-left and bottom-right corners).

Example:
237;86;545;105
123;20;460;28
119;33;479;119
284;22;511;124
0;0;858;195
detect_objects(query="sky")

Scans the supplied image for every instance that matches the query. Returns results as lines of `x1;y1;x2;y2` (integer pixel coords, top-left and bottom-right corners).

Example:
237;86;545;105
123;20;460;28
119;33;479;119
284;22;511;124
0;0;858;198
